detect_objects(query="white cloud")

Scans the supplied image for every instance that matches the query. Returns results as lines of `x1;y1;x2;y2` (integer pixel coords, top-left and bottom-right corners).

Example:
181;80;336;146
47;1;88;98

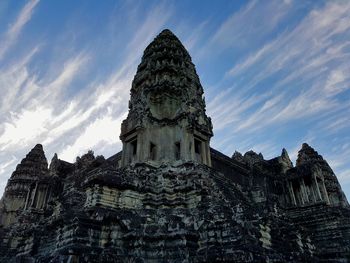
0;52;90;151
210;0;292;49
324;115;350;134
227;1;350;89
0;46;39;112
234;93;285;132
338;169;350;183
227;42;275;77
0;156;17;175
0;106;51;149
59;113;125;162
0;0;39;59
125;2;172;65
183;20;209;52
41;53;90;102
212;1;350;134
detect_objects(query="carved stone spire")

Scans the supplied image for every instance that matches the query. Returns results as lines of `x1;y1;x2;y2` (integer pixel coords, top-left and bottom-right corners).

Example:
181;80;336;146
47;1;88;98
0;144;48;227
294;143;348;207
296;143;324;166
279;148;293;173
49;153;59;176
281;148;293;167
120;29;212;166
11;144;48;179
131;29;196;95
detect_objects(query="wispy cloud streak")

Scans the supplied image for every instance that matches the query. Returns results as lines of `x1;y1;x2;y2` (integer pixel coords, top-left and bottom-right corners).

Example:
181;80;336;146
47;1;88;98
204;2;350;197
0;0;39;60
209;1;350;134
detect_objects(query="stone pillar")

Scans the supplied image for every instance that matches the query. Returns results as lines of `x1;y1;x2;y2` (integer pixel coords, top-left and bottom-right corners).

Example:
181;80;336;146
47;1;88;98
46;186;52;205
321;179;330;205
24;186;31;210
30;182;38;208
300;179;309;203
297;180;305;205
121;142;127;166
313;174;322;201
205;142;211;167
190;137;195;162
42;186;49;209
201;141;211;166
288;181;297;206
310;181;317;203
135;134;140;164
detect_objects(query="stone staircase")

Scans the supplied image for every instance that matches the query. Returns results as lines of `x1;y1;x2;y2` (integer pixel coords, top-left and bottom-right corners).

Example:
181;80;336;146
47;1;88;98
286;204;350;261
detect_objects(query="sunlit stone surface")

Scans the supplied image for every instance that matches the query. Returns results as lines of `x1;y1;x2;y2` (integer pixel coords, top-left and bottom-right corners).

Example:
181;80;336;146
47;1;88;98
0;29;349;262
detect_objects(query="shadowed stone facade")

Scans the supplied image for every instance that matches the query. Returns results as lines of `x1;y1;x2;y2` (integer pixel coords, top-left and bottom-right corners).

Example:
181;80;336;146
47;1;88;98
0;29;349;262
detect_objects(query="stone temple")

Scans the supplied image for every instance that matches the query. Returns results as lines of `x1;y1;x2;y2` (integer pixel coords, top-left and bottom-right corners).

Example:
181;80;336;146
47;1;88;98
0;29;349;262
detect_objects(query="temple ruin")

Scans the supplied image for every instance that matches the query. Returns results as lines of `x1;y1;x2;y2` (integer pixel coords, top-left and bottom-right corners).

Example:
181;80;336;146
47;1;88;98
0;29;349;262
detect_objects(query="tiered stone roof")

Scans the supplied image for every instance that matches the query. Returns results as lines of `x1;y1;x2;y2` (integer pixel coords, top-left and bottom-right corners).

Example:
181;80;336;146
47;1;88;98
11;144;48;180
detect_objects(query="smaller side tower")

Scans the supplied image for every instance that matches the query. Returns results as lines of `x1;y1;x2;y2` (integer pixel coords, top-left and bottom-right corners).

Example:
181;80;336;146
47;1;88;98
120;29;213;167
0;144;49;227
286;143;348;207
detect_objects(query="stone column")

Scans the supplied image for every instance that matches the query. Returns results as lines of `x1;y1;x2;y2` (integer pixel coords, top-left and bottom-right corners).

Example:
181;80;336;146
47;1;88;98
183;132;191;162
135;134;140;163
24;186;31;210
310;181;317;203
313;174;322;201
46;186;52;205
121;142;127;166
297;180;305;205
42;186;49;209
321;179;330;205
201;141;206;165
190;137;195;162
205;142;212;167
30;182;38;208
202;141;210;166
139;131;146;162
300;179;309;203
288;181;297;206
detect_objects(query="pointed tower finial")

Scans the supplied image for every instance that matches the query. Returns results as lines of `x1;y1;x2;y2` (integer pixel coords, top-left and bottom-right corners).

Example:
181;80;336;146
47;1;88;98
11;144;48;179
280;148;293;171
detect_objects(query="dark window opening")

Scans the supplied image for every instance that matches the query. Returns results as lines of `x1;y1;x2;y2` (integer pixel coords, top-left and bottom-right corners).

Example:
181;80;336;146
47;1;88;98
194;139;202;154
131;139;137;156
150;142;156;160
194;139;202;163
304;175;312;186
175;142;181;160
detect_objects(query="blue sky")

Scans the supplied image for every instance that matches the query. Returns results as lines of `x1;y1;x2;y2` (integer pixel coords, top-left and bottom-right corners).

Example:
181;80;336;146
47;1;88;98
0;0;349;199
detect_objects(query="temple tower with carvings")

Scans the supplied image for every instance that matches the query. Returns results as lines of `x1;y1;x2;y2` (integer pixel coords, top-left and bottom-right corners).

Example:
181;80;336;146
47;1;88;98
120;29;213;167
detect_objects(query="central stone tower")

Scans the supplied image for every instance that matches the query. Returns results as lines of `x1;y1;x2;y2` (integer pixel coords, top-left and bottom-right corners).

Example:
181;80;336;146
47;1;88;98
120;29;213;166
